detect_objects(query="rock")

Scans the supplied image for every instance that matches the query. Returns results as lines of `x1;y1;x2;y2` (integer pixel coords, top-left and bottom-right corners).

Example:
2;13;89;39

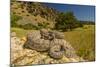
11;37;25;64
44;58;54;64
11;32;16;37
20;37;27;42
11;29;85;66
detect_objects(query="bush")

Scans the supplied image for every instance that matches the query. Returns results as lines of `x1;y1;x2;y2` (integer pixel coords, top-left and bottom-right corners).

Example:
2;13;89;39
38;22;49;29
11;13;22;27
11;13;49;30
18;22;49;30
18;23;38;30
55;11;83;31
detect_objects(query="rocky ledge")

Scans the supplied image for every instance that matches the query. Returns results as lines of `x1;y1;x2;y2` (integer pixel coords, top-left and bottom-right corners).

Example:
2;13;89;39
11;29;85;66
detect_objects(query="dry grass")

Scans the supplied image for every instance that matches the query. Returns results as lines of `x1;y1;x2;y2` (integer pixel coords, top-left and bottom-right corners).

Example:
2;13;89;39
11;25;95;61
64;25;95;61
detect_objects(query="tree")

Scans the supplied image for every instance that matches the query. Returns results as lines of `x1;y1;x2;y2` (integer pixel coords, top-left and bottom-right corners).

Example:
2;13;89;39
55;11;83;31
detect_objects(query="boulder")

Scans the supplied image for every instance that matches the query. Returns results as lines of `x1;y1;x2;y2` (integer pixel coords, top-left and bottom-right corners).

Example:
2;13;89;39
11;32;16;37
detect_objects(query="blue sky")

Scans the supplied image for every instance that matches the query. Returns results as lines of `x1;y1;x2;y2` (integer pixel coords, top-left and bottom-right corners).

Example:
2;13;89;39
43;3;95;22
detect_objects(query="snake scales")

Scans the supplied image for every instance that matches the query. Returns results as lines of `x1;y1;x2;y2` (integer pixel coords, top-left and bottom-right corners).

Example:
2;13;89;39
24;29;77;59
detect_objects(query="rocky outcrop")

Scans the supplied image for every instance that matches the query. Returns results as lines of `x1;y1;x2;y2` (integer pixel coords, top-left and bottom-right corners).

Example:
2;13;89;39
11;30;85;66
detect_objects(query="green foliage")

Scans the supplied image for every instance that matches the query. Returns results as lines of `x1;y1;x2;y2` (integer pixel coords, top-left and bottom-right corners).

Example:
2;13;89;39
11;13;22;27
18;23;37;30
80;21;95;25
11;27;30;38
18;22;49;30
38;22;49;29
55;11;83;31
11;25;95;61
11;13;49;30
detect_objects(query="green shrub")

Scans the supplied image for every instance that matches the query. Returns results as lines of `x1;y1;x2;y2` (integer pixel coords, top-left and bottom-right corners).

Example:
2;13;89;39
55;11;83;31
38;22;49;29
11;13;22;27
18;22;49;30
18;23;38;30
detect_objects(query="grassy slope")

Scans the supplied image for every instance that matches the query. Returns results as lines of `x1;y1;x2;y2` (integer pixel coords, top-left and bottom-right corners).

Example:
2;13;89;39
64;25;95;61
11;27;36;37
11;25;95;61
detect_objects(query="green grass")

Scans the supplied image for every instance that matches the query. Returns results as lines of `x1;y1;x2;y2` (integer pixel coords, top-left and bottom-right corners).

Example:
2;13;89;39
11;27;36;37
64;25;95;61
11;25;95;61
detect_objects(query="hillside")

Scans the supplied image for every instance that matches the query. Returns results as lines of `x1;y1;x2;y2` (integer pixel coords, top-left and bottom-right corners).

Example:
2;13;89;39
11;1;95;65
11;1;60;28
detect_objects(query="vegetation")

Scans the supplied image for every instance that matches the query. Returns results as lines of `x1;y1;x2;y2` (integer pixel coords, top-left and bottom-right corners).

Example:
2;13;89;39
64;25;95;61
11;1;95;61
55;12;83;31
11;13;49;30
11;13;22;27
11;27;35;37
11;25;95;61
11;1;84;31
18;23;37;30
80;21;95;25
15;22;49;30
38;22;49;29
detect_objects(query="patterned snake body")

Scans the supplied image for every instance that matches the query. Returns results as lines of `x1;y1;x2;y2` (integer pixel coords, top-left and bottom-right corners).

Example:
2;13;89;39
24;29;77;59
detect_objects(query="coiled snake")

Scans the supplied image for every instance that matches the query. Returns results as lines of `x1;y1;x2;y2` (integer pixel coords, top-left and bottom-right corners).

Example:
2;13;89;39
24;29;77;59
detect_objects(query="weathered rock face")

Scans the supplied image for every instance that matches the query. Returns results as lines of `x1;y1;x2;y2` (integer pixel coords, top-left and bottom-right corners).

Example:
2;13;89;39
11;31;85;66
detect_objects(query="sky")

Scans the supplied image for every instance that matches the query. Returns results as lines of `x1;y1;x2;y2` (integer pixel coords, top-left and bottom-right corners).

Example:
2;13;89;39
43;3;95;22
